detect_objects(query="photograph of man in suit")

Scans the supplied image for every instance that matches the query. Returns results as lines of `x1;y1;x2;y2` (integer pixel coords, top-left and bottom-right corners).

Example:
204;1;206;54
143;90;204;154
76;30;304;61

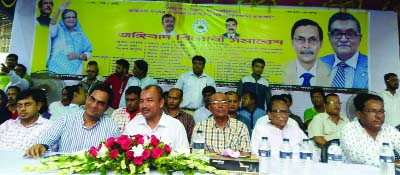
320;12;368;89
222;18;240;39
160;14;176;36
283;19;330;87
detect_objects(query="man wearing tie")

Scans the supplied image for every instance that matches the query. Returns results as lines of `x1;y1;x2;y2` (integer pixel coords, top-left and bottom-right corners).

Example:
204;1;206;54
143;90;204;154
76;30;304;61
283;19;330;87
222;18;240;39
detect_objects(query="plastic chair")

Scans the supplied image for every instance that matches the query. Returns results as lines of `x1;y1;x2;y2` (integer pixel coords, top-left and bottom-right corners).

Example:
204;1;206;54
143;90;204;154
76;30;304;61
320;139;340;163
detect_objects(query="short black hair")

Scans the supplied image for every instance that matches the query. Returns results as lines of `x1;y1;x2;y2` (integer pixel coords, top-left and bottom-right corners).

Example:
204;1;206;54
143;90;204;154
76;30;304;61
27;88;49;113
87;61;98;67
116;59;130;70
134;60;149;75
16;88;46;105
7;86;21;93
328;12;361;33
38;0;53;8
162;14;175;22
6;54;18;61
16;64;27;74
225;91;239;99
267;95;287;112
252;58;265;67
202;86;216;96
291;19;323;41
280;94;292;104
89;84;114;106
324;93;339;103
143;85;164;100
226;18;237;25
384;73;397;82
353;93;383;111
310;87;325;99
192;55;206;65
125;86;142;97
67;84;83;102
168;88;183;99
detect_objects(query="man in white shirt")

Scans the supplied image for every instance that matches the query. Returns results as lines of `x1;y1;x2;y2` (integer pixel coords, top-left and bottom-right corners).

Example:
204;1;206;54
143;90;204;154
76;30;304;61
0;88;52;151
251;95;307;159
175;56;216;114
124;85;189;149
283;19;330;87
51;84;86;121
160;14;176;36
193;86;215;124
48;86;71;118
308;93;349;148
379;73;400;127
341;93;400;167
111;86;141;132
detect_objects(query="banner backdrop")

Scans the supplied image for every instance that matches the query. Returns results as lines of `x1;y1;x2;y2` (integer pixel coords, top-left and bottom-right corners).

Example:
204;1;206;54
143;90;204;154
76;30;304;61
32;0;368;88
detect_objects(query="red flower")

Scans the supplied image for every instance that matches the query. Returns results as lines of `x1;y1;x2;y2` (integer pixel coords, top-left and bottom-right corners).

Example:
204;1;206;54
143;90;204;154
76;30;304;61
109;149;119;159
151;147;163;159
96;143;102;151
137;137;144;145
116;135;129;145
88;146;97;158
105;137;115;148
142;149;151;159
164;144;171;154
125;151;134;160
150;135;160;146
120;139;133;151
133;134;143;140
133;156;143;165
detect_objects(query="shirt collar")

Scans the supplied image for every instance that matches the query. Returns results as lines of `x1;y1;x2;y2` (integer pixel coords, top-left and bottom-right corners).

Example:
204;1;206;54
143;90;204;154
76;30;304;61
211;116;231;129
295;58;317;78
190;71;206;78
333;51;359;69
16;115;46;128
137;113;168;127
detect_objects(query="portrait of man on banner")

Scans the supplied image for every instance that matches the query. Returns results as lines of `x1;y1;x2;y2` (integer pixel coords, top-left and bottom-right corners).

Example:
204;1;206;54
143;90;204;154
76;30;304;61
222;18;240;39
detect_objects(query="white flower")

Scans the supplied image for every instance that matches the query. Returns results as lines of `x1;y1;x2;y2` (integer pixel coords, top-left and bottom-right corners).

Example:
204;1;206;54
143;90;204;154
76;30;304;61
97;143;108;158
171;147;190;157
143;135;150;146
75;150;86;159
131;144;144;157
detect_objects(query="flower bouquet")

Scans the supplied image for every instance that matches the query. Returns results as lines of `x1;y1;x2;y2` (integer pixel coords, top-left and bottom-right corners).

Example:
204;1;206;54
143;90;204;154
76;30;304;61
24;134;227;175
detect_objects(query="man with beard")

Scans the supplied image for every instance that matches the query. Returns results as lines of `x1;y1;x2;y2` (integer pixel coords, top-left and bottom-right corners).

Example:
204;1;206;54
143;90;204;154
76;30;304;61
104;59;132;109
308;93;349;148
283;19;330;87
119;60;157;108
80;61;105;93
379;73;400;127
124;85;189;150
222;18;240;39
111;86;141;132
321;12;367;89
160;14;176;36
36;0;53;26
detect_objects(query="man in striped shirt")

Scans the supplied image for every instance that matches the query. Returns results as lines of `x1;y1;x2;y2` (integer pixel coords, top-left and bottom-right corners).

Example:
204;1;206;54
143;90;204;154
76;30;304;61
25;84;120;158
193;92;250;154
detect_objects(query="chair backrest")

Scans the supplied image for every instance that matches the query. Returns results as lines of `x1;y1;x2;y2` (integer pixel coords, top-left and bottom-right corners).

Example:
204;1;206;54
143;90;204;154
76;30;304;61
320;139;340;163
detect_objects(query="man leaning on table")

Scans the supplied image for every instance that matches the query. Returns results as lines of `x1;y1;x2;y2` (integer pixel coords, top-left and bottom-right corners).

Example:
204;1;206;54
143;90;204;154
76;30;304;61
341;93;400;167
25;84;120;158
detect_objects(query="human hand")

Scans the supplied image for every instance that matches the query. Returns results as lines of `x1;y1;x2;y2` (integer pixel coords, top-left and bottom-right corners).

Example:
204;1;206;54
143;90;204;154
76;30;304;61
24;144;47;158
1;63;10;74
59;0;71;11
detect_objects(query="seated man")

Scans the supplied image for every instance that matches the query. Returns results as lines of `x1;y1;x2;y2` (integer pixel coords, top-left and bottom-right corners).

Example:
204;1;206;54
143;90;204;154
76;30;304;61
341;93;400;167
239;92;266;130
303;87;325;127
111;86;141;132
193;86;216;124
251;95;307;159
48;86;71;118
308;93;349;148
50;84;86;121
225;91;251;132
281;94;307;132
124;85;189;150
193;92;250;154
25;84;120;158
0;88;53;151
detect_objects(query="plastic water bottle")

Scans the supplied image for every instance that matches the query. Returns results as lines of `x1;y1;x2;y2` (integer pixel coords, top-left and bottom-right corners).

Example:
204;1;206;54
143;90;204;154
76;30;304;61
379;142;395;175
192;130;205;154
327;140;343;165
258;137;271;174
280;138;293;174
299;138;313;168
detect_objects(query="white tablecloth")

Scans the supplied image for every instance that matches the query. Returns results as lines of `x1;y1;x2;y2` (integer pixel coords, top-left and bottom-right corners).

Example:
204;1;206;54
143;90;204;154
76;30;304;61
0;150;379;175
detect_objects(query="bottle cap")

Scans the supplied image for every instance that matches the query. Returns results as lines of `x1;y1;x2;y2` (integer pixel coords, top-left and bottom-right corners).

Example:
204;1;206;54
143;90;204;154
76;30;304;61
197;130;203;133
383;142;389;146
283;138;289;141
262;137;268;140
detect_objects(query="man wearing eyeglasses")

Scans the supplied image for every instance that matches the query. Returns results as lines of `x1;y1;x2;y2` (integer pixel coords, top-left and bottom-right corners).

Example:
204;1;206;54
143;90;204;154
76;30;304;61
308;93;349;148
193;92;250;154
321;12;368;89
283;19;330;87
80;61;105;93
379;73;400;127
340;93;400;167
251;95;307;159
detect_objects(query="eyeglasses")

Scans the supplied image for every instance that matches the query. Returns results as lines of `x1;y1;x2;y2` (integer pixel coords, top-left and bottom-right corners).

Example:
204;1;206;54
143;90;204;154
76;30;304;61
210;100;229;106
270;110;290;115
326;101;342;105
329;29;361;39
363;109;385;116
293;36;320;46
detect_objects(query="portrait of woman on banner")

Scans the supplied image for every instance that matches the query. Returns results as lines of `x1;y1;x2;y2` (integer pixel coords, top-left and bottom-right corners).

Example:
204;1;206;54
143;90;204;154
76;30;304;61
46;1;92;75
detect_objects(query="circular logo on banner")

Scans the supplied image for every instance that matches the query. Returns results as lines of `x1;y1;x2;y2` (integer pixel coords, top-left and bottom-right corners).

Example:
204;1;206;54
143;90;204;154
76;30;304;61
192;19;208;35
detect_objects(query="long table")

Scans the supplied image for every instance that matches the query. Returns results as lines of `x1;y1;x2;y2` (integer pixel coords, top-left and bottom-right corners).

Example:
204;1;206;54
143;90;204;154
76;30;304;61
0;150;379;175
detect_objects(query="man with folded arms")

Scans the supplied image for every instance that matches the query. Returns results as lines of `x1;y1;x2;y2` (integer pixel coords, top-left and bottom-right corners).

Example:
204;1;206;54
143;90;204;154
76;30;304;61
25;84;120;158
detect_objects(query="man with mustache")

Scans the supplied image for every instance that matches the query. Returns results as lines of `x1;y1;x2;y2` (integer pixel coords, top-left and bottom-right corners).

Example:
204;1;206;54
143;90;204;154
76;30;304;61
160;14;176;36
37;0;53;26
124;85;189;150
321;12;367;89
283;19;330;87
340;93;400;167
222;18;240;39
